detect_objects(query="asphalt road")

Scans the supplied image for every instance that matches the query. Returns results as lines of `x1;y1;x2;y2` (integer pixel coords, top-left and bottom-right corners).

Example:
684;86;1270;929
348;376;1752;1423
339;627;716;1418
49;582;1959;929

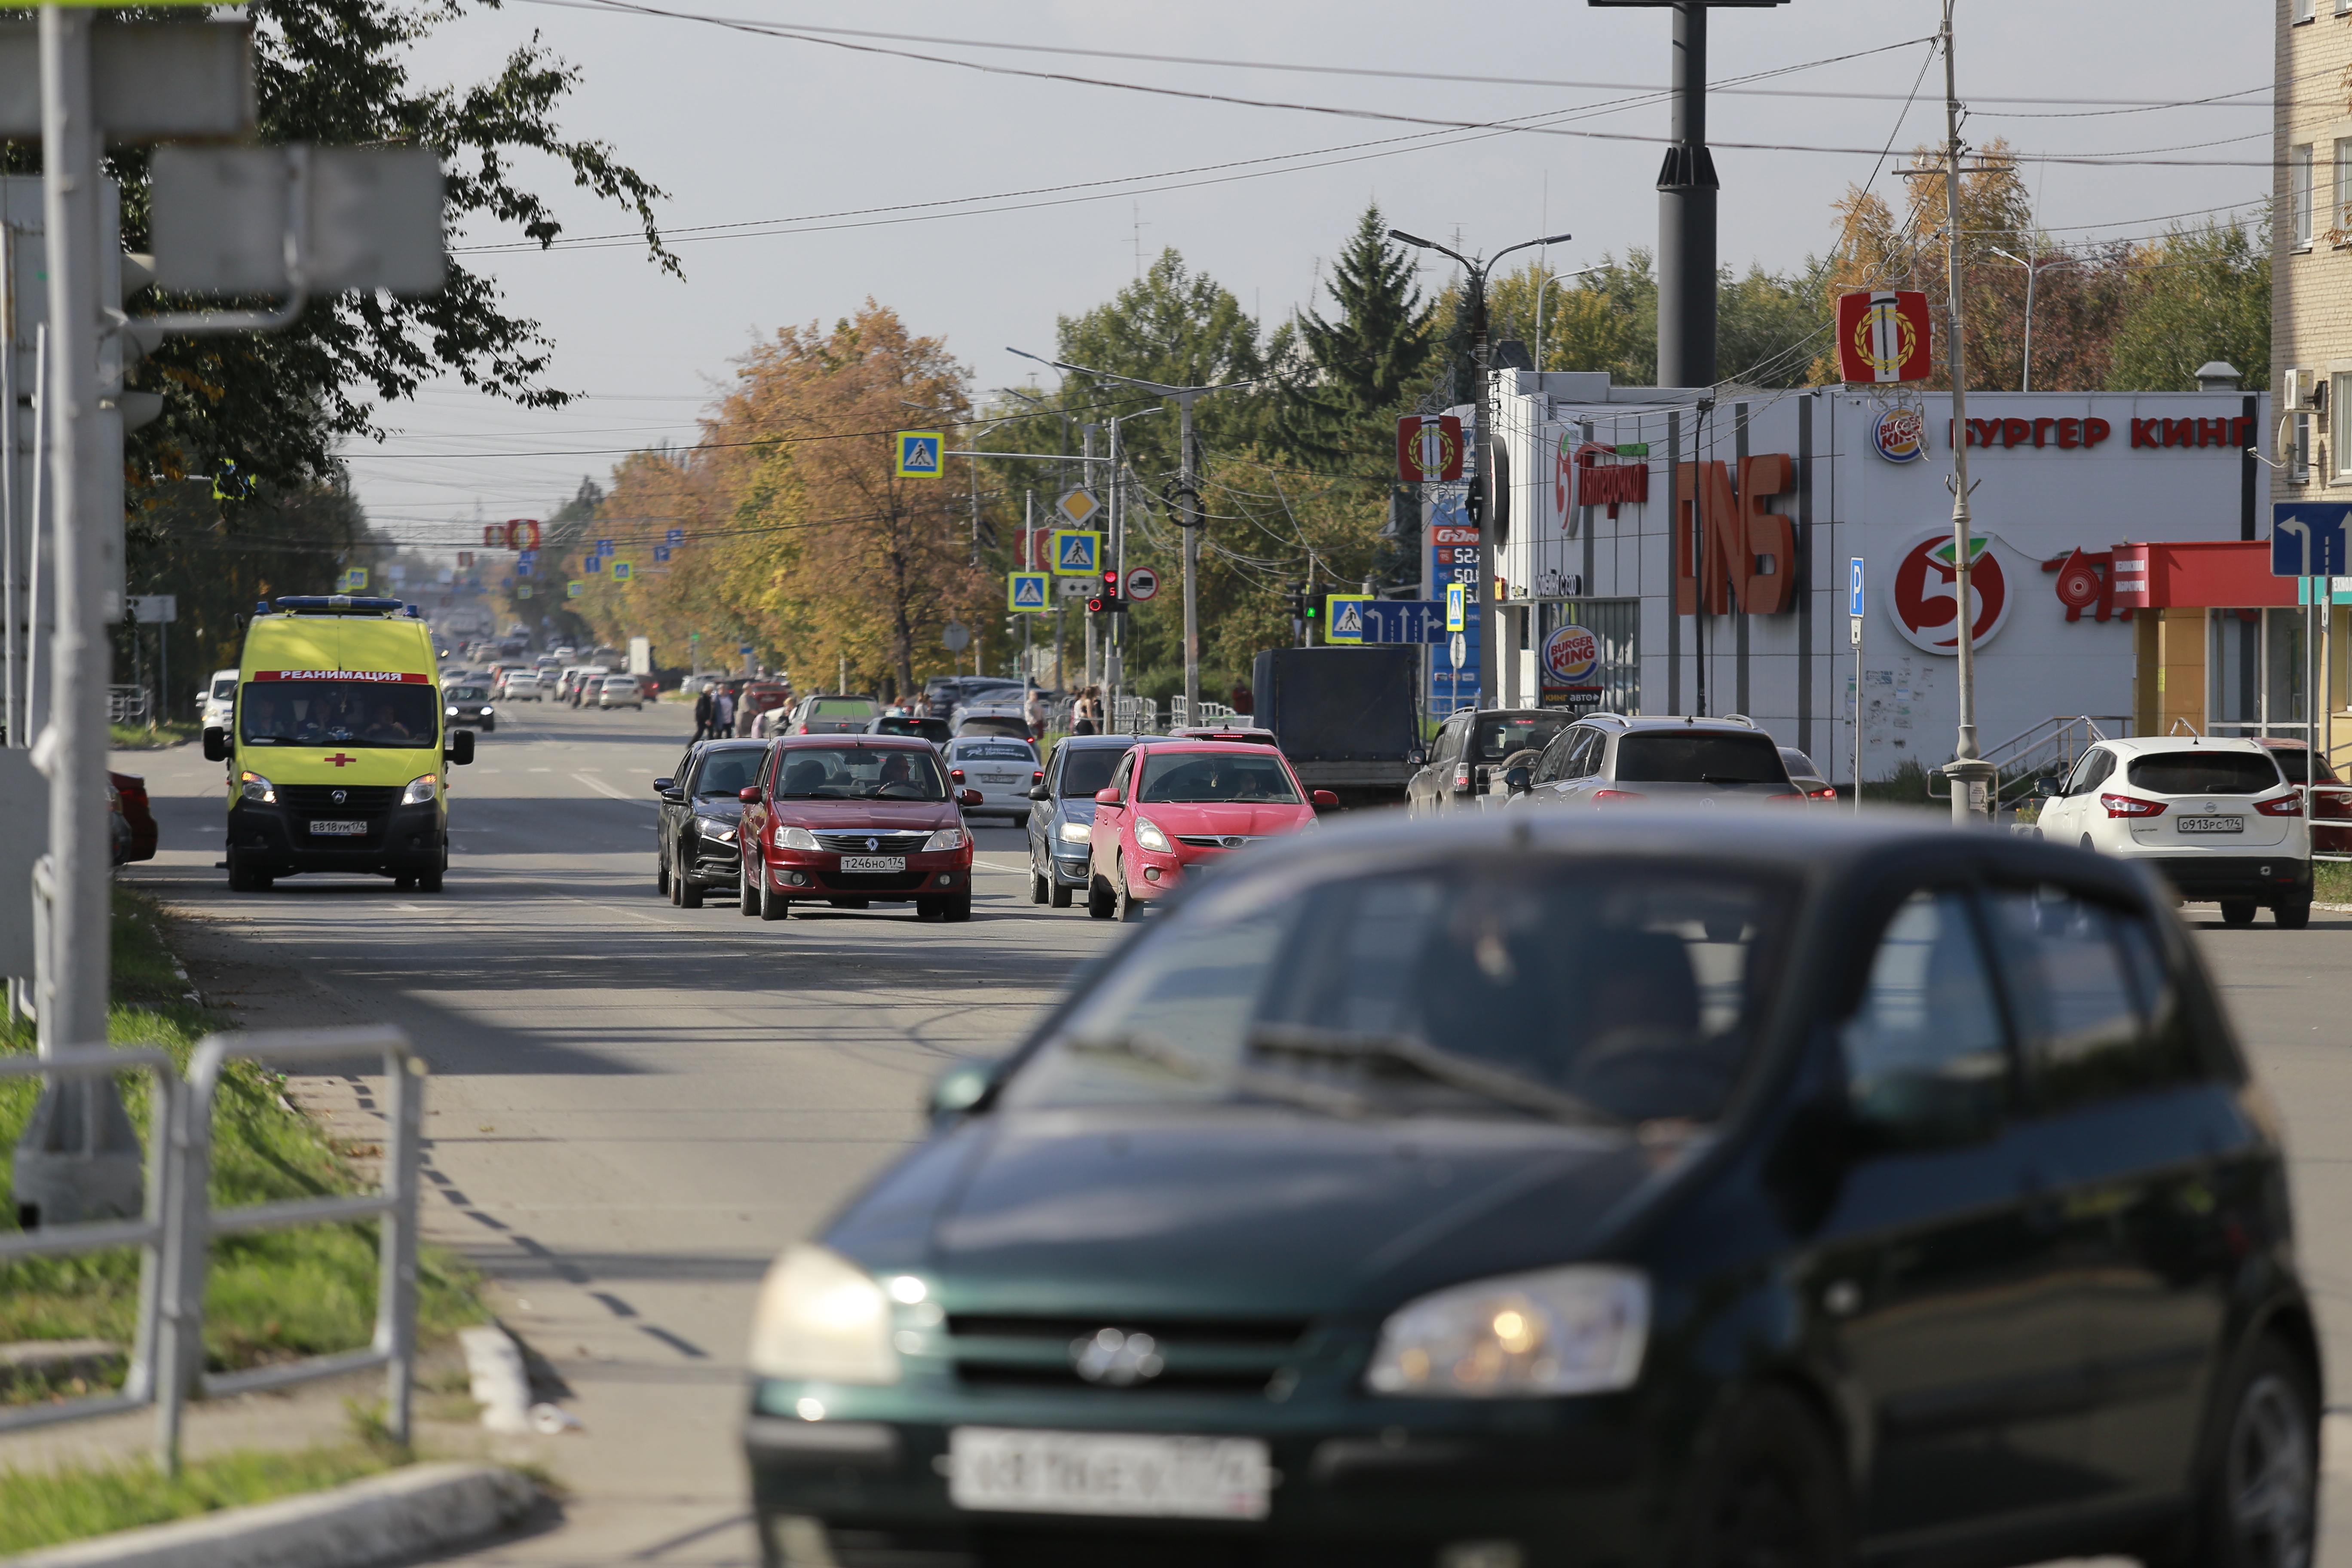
110;698;2352;1567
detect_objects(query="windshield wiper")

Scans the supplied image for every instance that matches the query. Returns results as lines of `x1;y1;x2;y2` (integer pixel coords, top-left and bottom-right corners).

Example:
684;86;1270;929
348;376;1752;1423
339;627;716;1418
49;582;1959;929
1698;775;1773;786
1245;1023;1611;1125
1062;1032;1370;1118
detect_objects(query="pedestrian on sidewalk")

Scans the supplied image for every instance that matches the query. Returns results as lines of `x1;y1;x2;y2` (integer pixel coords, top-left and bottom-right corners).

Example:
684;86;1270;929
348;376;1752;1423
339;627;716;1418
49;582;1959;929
692;687;714;741
712;687;735;737
1025;687;1048;742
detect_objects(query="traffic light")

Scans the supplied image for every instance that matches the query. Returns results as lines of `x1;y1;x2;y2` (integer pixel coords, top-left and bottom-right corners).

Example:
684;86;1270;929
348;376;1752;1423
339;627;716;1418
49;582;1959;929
1089;567;1123;616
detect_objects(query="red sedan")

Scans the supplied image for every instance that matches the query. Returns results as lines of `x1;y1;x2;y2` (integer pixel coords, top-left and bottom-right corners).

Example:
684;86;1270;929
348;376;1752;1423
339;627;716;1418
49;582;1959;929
1085;740;1335;921
736;737;980;922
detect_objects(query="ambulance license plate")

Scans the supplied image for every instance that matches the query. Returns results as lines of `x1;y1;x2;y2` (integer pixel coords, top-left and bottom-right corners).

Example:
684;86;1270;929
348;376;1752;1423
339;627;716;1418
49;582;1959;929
309;820;367;836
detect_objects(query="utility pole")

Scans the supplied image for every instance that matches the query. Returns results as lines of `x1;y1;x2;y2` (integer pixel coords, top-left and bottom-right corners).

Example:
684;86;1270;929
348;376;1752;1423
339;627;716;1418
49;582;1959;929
1390;228;1570;709
1657;1;1716;389
1935;0;1993;824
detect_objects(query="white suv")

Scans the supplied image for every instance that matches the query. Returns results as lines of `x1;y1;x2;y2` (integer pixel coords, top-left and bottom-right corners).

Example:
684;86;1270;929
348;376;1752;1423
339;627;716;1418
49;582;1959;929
2033;737;2311;927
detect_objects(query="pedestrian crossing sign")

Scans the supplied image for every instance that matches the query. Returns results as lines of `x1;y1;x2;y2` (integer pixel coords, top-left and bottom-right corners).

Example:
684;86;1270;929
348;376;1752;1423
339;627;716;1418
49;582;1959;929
895;431;944;478
612;561;633;582
566;580;583;599
338;567;368;592
1326;594;1371;644
1052;530;1102;576
1008;571;1050;612
1445;582;1466;632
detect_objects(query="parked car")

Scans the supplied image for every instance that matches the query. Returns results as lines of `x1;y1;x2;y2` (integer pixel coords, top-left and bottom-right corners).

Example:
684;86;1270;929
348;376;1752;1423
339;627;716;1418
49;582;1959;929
1407;707;1575;814
747;809;2316;1568
944;735;1040;827
653;740;767;907
109;770;156;863
737;737;980;920
597;674;646;710
199;668;238;731
867;714;952;747
787;694;881;735
2252;736;2352;853
1779;746;1838;803
1024;734;1143;909
2031;735;2311;926
1507;714;1803;809
443;685;496;732
1086;739;1335;920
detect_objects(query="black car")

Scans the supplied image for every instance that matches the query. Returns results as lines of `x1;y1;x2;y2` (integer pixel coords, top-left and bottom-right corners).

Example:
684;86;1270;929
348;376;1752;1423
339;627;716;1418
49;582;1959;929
744;810;2314;1568
654;740;768;906
1023;734;1142;909
869;714;952;747
1407;707;1574;813
443;684;496;732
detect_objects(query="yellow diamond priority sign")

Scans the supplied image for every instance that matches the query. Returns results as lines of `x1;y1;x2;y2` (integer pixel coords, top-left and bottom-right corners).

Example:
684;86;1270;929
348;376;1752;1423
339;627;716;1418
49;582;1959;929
1056;488;1100;528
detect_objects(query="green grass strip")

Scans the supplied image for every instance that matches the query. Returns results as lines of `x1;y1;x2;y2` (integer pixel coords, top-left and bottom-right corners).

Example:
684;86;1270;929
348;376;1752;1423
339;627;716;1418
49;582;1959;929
0;1444;398;1554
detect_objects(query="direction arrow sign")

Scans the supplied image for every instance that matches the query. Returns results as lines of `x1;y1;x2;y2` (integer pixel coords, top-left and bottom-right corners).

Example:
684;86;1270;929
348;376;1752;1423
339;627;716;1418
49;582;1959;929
895;431;944;478
1008;572;1050;612
665;527;685;546
1051;530;1102;576
2272;502;2352;578
1124;566;1160;602
654;546;671;564
1358;600;1444;644
1057;489;1100;527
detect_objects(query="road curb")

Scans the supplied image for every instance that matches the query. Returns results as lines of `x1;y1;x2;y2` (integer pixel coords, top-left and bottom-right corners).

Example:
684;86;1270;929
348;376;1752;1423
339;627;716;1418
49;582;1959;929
1;1461;539;1568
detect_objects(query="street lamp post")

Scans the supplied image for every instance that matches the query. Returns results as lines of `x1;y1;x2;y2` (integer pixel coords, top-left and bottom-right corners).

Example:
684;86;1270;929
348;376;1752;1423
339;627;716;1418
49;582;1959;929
1987;246;2061;393
1390;228;1572;706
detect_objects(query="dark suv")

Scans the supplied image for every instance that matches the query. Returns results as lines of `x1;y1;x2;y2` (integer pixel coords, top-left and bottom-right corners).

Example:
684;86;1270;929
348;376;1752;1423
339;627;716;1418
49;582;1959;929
1023;734;1142;909
1407;707;1574;813
743;811;2315;1568
1509;713;1801;808
653;740;766;906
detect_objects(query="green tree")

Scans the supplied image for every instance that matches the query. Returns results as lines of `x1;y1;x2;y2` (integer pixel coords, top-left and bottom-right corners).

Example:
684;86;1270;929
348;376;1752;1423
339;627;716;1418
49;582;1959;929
95;0;676;496
2105;221;2270;392
1282;203;1435;459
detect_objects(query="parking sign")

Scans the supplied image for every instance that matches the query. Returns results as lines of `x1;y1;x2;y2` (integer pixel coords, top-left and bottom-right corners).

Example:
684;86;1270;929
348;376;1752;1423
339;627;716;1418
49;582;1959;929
1849;557;1865;617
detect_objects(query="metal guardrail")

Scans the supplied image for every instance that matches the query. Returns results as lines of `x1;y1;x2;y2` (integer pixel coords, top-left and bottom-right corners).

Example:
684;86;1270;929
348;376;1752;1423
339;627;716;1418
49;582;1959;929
0;1026;423;1469
165;1026;425;1457
0;1048;177;1447
104;684;151;725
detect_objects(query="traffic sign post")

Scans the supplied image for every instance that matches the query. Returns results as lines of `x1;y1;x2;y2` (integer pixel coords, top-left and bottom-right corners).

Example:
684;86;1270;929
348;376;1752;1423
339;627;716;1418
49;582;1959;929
1445;582;1466;633
566;581;583;599
1849;556;1865;812
942;622;971;652
665;527;684;547
1124;567;1159;603
2272;503;2352;579
611;561;632;583
1056;489;1100;528
1050;530;1102;576
894;432;943;478
1008;572;1049;612
1325;595;1370;644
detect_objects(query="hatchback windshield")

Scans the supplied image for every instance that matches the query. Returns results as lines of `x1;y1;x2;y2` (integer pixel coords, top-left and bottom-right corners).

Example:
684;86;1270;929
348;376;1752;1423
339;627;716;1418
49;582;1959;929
1058;746;1128;798
692;747;766;797
240;680;438;747
1005;856;1792;1126
1474;714;1570;761
1138;750;1300;804
2126;752;2282;795
1614;731;1787;785
770;745;947;801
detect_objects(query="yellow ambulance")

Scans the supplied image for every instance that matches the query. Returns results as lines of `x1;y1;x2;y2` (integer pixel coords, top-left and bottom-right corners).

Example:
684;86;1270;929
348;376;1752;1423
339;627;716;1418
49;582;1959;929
201;594;475;891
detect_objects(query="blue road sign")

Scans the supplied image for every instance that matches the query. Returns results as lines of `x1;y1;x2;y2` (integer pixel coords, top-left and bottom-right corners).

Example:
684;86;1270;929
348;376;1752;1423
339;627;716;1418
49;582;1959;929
1445;582;1466;632
515;561;533;578
1009;571;1050;612
654;545;671;563
1052;530;1102;575
665;528;685;546
597;538;613;554
1849;557;1865;616
738;643;753;655
517;548;536;567
2272;502;2352;577
1357;600;1444;644
586;555;603;574
1326;595;1370;643
895;431;944;478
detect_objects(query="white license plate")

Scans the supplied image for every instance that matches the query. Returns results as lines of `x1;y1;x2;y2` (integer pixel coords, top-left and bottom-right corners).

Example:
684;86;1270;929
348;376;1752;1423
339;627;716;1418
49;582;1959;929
839;854;906;873
309;820;367;836
2177;816;2244;834
948;1427;1271;1520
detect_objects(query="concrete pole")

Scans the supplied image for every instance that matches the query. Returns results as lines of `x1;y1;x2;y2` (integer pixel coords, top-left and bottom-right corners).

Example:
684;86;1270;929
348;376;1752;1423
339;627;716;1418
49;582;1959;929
1179;392;1200;717
1937;0;1991;824
40;5;106;1051
1657;1;1718;390
1472;264;1495;706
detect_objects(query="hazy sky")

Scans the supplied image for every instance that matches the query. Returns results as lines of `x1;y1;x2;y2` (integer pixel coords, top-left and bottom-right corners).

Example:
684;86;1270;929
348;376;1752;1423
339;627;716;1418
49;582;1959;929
346;0;2272;553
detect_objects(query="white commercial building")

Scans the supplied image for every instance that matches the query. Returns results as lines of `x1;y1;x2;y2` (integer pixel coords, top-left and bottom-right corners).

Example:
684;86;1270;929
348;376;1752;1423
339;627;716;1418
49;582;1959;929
1453;373;2275;785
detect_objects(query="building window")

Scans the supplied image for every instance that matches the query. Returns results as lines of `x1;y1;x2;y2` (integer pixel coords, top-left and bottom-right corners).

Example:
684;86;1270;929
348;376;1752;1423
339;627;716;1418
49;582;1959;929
2294;145;2315;248
2297;0;2316;22
2334;376;2352;480
2294;411;2313;485
2337;140;2352;236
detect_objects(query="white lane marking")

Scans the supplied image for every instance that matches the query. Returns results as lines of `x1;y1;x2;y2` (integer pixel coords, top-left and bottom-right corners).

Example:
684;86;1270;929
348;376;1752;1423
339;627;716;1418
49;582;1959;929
576;773;659;809
394;903;428;912
529;768;552;773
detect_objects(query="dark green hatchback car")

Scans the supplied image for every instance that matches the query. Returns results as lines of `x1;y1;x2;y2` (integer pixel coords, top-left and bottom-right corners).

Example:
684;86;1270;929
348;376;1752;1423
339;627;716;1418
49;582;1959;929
742;812;2315;1568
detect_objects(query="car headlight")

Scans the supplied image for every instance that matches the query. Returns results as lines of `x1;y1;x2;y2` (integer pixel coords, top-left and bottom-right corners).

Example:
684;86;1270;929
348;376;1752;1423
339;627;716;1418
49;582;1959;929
696;815;737;843
1133;816;1172;853
774;824;819;851
747;1244;901;1384
1366;1265;1648;1398
239;771;276;805
479;706;493;716
401;774;439;806
924;827;965;851
1058;820;1092;843
445;705;458;717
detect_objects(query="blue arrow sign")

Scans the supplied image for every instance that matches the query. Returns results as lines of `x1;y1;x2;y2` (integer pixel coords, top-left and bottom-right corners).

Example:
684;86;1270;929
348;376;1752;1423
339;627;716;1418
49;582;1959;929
665;528;684;546
654;545;671;563
1357;600;1445;643
1849;557;1865;617
597;538;613;554
2272;502;2352;578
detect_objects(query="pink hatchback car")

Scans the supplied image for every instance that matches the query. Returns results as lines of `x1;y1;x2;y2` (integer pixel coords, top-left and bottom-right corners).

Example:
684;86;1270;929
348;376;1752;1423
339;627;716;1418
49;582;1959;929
1085;739;1335;921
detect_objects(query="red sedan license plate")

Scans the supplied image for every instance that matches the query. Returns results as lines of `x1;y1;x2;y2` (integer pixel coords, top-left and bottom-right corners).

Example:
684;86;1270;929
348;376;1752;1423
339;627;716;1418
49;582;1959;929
840;854;905;873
